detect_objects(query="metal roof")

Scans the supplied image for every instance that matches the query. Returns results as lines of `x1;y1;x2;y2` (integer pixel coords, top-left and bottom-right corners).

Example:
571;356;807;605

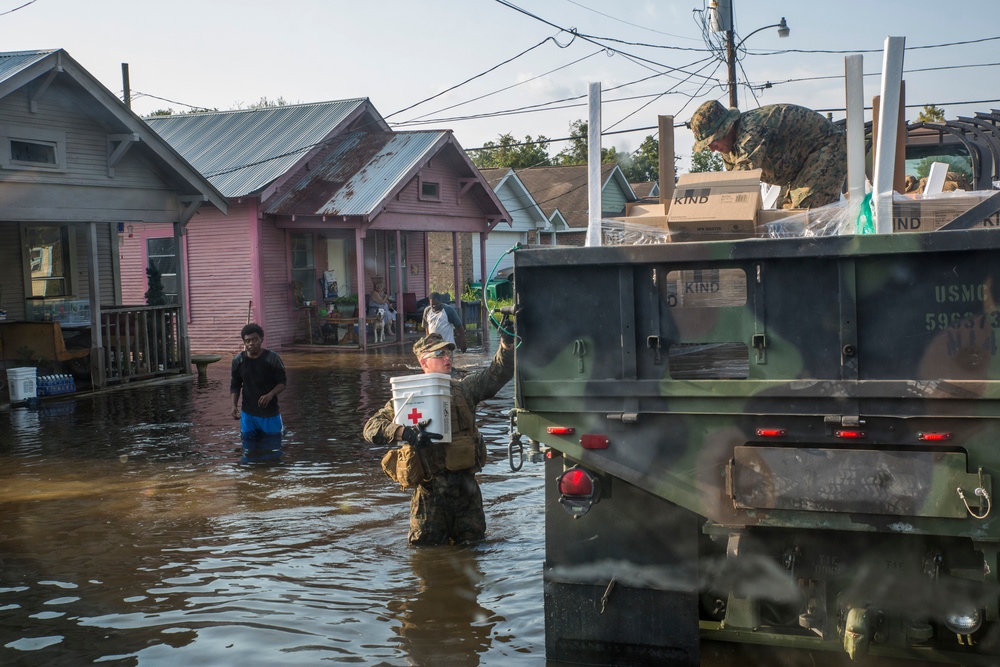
265;130;450;217
146;99;383;198
0;49;53;83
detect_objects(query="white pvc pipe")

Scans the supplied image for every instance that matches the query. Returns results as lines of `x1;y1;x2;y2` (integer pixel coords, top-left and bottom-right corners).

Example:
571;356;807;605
844;54;866;230
586;82;603;247
873;36;905;234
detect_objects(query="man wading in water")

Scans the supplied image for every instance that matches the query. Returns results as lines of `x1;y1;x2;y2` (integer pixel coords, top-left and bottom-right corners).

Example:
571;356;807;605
231;323;287;463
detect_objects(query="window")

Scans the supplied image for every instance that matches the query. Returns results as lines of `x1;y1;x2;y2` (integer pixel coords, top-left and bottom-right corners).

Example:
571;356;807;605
290;233;316;301
146;237;179;305
1;126;66;171
11;139;56;165
25;225;73;297
419;179;440;201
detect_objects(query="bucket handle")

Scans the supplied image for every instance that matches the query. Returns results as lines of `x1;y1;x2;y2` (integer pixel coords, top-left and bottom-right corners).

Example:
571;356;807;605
394;391;416;415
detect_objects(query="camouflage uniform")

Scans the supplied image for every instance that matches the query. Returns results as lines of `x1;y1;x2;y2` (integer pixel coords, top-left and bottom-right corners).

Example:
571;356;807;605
364;342;514;545
691;101;847;209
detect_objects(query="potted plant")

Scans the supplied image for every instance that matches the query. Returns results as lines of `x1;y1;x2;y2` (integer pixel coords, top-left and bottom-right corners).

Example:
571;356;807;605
334;294;359;317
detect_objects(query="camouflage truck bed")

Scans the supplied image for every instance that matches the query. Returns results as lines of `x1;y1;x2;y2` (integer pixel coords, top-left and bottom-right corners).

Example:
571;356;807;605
513;229;1000;666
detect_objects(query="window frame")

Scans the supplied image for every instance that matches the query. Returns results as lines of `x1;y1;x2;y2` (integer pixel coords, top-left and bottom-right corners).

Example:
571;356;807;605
21;223;78;299
1;125;67;172
418;175;441;202
145;236;180;305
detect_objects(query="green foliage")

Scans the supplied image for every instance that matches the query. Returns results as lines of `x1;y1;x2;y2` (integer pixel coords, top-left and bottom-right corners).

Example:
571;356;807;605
470;133;552;169
912;155;972;181
145;264;166;306
618;134;663;183
556;120;619;165
689;148;724;173
916;104;946;123
245;96;290;109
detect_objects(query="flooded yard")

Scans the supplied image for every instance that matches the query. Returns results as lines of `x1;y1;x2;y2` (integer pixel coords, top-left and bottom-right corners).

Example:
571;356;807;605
0;338;546;666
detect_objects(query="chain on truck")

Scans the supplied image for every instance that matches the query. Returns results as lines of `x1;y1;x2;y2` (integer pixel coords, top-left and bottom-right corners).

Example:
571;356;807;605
495;112;1000;664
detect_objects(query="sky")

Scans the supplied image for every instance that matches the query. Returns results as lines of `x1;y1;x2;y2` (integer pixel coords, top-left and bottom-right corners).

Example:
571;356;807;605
4;0;999;173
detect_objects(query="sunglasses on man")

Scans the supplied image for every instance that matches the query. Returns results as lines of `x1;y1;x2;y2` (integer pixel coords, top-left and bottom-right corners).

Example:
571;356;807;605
422;348;453;359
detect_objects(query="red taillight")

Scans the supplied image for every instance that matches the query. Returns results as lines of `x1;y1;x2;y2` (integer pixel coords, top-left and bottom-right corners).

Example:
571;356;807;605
559;468;594;496
580;434;610;449
835;430;867;439
918;432;953;442
756;428;787;437
557;466;601;518
547;426;576;435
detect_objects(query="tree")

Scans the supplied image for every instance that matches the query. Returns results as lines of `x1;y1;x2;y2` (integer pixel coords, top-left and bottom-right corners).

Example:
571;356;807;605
689;148;724;173
618;135;660;183
145;264;166;306
469;133;551;169
555;120;618;165
917;104;946;123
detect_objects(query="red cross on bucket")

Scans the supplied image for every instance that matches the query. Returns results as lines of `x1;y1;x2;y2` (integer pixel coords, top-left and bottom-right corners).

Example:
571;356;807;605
407;407;423;424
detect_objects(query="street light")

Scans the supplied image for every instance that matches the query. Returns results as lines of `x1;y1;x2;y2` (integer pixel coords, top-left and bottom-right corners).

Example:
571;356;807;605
726;16;790;108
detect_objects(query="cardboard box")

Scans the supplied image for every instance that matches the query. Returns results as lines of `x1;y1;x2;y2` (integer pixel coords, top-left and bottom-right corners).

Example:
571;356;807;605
667;169;762;241
664;267;748;308
625;202;667;217
893;195;1000;233
757;208;807;225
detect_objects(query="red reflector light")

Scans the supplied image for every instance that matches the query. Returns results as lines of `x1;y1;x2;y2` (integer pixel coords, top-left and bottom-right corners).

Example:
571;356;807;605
547;426;576;435
580;434;609;449
559;468;594;496
918;432;953;442
835;430;867;439
756;428;787;437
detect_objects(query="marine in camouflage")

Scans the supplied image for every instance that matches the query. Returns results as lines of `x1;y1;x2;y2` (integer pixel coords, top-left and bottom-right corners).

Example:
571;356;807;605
364;343;514;545
692;101;847;209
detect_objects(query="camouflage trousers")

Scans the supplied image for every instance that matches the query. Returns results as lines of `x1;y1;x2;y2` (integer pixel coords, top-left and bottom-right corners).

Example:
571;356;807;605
780;139;848;209
408;469;486;546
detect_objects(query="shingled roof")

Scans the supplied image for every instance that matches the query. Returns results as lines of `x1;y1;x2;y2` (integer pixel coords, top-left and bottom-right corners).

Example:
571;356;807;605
513;163;634;228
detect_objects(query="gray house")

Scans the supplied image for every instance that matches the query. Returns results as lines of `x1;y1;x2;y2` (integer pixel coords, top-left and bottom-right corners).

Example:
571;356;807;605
0;49;226;391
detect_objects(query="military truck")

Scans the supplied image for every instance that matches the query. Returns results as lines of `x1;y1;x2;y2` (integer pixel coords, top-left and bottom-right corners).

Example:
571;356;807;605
510;202;1000;665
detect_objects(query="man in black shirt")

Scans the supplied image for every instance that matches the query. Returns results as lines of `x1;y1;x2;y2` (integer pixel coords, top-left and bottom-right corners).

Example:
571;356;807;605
230;323;287;463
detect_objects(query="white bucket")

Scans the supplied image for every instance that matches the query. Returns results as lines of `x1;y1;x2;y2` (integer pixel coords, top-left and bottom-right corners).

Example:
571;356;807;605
6;367;38;404
390;372;452;442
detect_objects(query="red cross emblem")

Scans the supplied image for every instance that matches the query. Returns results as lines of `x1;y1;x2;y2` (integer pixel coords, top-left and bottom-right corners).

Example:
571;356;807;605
406;407;423;424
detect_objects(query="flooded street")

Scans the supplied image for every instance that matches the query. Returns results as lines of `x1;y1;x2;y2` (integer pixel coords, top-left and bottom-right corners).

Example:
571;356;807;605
0;338;546;666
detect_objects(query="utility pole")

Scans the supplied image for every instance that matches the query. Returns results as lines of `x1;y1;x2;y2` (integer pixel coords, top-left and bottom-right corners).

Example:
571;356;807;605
711;0;789;110
726;9;738;108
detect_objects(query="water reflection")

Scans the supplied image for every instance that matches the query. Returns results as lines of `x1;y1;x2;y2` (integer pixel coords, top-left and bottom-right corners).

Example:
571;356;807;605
389;546;496;666
0;339;546;666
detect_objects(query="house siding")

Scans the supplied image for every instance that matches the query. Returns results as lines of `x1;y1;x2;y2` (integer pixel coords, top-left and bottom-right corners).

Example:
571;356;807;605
260;221;292;346
0;80;180;222
185;205;254;354
0;224;25;320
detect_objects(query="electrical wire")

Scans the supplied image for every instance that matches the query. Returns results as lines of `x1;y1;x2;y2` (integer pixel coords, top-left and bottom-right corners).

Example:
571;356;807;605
385;34;561;119
0;0;37;17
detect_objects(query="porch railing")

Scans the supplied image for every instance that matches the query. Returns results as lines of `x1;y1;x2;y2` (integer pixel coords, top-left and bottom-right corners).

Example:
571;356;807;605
100;305;182;383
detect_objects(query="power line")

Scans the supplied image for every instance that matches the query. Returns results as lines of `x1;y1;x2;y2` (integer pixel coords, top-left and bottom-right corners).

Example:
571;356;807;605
385;34;559;119
0;0;37;17
747;34;1000;56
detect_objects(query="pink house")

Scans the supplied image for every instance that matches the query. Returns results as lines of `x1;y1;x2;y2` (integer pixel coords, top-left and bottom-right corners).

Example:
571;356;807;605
120;100;509;352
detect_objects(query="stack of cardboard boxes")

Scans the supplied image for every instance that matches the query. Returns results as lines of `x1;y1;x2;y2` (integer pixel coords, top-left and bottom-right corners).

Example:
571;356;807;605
621;168;997;240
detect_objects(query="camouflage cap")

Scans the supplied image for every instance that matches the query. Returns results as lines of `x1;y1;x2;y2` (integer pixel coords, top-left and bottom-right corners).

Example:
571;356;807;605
690;100;741;153
412;333;455;358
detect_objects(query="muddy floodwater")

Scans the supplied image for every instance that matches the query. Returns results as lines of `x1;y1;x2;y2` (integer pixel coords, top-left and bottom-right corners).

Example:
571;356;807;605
0;339;547;666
